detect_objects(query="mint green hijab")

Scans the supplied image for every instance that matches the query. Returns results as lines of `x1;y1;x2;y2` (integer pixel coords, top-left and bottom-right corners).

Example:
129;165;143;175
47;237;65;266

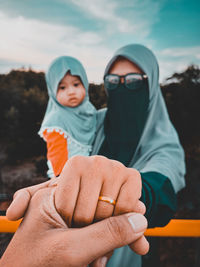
102;44;185;193
39;56;96;146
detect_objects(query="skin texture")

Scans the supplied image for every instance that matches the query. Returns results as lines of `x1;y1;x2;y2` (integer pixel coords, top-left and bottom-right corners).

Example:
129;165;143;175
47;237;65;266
1;184;148;267
56;72;86;107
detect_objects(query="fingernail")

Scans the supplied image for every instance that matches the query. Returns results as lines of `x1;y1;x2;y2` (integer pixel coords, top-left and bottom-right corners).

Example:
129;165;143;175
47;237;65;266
128;213;147;233
101;256;108;267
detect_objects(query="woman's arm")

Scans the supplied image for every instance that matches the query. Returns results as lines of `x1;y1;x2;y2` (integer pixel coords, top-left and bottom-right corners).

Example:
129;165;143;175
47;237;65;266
140;172;177;228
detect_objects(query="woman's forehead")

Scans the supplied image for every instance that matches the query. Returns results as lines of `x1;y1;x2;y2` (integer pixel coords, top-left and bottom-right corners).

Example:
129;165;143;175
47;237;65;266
109;57;143;75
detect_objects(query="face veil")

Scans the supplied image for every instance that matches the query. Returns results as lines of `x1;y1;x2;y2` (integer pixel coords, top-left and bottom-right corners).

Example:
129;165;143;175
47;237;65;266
98;76;149;167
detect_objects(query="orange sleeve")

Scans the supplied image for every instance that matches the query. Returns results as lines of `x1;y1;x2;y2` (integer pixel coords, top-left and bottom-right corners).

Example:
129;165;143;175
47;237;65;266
43;130;68;177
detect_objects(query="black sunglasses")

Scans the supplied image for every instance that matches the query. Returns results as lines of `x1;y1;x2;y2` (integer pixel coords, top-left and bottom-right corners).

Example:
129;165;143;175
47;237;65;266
104;73;148;91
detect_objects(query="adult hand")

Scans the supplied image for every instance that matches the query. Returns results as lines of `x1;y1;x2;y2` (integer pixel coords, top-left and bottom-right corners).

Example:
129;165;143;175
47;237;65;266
55;155;147;266
7;155;144;224
55;155;144;226
1;186;148;267
6;155;147;265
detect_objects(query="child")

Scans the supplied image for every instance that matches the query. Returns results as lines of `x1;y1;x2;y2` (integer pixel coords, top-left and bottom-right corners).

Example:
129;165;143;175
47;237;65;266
39;56;97;178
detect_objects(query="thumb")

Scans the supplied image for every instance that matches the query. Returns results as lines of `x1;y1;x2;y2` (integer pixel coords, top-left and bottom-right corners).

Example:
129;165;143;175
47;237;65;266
65;213;147;265
6;180;54;221
6;190;31;220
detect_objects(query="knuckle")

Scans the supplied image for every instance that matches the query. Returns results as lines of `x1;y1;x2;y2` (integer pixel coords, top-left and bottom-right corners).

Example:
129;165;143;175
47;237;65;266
90;155;106;166
68;155;85;166
66;155;89;173
111;159;124;169
89;155;108;174
106;216;128;246
128;167;140;177
110;160;126;180
128;168;142;183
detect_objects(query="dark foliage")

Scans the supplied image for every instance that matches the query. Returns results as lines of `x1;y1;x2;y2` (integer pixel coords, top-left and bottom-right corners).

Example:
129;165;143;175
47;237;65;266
89;83;107;109
161;65;200;146
161;65;200;220
0;70;48;162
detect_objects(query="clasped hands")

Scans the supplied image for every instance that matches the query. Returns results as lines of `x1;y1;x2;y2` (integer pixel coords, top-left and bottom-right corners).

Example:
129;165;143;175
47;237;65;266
2;155;149;267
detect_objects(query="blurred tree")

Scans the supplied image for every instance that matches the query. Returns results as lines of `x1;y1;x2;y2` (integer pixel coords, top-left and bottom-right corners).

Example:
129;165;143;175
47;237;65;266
89;83;107;109
0;70;48;162
161;65;200;146
161;65;200;219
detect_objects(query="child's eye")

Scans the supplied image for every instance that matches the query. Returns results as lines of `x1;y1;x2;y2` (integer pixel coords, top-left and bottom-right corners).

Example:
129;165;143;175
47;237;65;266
59;85;65;90
74;83;80;87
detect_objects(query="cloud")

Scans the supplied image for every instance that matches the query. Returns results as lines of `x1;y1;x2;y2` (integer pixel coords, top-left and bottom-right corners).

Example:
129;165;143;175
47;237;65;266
0;3;199;85
0;11;102;61
0;11;112;83
156;46;200;83
68;0;162;37
160;46;200;60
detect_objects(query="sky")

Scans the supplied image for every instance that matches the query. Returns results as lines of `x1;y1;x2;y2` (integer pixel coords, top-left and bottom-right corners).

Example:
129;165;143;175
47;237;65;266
0;0;199;84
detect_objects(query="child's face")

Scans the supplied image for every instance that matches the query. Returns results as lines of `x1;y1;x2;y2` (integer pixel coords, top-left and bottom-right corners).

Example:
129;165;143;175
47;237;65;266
56;72;86;107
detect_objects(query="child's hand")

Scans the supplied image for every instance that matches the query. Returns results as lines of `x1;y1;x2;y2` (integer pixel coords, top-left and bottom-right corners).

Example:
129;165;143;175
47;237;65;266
6;179;57;221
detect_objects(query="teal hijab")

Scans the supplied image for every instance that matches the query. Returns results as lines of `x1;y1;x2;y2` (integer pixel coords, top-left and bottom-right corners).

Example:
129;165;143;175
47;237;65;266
98;44;185;192
99;59;149;166
39;56;96;146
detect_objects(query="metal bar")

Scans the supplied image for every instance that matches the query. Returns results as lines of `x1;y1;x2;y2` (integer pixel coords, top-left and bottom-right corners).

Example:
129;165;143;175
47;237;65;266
145;219;200;237
0;217;200;236
0;216;22;232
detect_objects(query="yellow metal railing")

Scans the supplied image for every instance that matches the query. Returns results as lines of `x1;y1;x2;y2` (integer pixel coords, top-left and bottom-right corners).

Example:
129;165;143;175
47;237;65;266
0;216;200;237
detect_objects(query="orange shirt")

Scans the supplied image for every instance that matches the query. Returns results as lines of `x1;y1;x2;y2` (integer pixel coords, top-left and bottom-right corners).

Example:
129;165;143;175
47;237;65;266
43;130;68;177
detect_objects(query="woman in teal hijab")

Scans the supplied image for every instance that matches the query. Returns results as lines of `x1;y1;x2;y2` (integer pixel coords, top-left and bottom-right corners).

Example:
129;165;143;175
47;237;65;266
91;44;186;266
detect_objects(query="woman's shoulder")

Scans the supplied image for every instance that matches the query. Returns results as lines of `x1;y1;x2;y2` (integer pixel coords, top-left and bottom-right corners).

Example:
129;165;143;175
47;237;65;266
96;108;107;129
97;108;107;120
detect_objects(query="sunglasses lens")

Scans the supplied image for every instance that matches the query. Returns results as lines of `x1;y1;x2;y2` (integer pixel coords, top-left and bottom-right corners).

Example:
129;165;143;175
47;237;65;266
104;75;119;90
125;74;144;90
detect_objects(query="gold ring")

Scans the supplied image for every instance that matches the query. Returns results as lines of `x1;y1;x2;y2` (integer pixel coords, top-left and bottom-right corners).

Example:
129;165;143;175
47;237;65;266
98;196;116;206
